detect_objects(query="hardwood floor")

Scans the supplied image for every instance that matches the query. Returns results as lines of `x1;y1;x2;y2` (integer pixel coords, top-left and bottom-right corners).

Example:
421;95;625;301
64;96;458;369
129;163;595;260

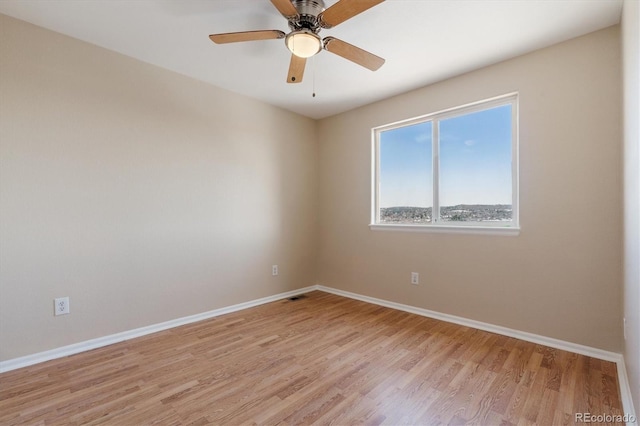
0;291;623;425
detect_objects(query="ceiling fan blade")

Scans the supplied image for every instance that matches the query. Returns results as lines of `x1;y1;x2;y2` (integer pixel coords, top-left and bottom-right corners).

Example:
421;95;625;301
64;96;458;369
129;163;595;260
287;54;306;83
209;30;285;44
323;37;385;71
319;0;385;28
270;0;299;18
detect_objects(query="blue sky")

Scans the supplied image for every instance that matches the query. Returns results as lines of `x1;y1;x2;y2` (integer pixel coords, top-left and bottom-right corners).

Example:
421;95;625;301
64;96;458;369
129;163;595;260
379;105;512;208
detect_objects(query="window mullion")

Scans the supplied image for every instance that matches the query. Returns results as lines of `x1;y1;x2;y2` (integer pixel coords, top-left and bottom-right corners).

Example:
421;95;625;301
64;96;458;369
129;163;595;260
511;99;519;228
432;120;440;224
372;130;380;224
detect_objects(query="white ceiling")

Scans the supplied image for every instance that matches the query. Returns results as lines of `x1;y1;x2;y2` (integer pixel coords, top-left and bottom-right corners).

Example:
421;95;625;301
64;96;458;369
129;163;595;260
0;0;623;119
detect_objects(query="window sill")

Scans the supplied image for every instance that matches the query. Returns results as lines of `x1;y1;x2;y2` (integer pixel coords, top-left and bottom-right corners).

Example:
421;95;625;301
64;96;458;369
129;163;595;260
369;223;520;236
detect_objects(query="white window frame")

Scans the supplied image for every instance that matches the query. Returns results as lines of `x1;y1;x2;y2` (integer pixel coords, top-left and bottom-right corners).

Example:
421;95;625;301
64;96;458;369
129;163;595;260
370;93;520;236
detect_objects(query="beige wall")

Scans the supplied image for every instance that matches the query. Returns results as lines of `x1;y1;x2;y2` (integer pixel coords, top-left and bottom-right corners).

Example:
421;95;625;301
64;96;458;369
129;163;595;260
622;0;640;414
318;26;623;352
0;14;318;361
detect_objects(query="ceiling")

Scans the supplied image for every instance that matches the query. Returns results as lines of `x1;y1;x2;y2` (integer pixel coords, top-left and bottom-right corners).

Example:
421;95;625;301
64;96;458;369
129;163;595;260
0;0;623;119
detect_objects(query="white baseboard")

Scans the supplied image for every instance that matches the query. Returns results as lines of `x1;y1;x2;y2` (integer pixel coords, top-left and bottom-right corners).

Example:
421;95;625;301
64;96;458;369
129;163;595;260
616;356;638;425
315;285;636;423
0;285;316;374
315;285;620;361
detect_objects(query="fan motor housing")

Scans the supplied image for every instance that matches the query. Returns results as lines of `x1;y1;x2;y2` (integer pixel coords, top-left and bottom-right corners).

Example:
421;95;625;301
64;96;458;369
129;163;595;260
289;0;325;32
292;0;325;17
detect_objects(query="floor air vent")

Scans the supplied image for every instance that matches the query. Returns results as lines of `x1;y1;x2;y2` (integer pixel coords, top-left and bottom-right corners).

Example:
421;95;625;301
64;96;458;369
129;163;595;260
288;294;307;301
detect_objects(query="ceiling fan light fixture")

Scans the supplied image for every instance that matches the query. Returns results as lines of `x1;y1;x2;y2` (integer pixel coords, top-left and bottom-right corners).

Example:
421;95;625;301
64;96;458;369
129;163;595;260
286;30;321;58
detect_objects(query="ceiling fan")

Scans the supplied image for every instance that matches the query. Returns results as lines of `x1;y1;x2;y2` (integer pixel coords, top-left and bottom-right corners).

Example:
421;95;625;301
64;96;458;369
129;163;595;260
209;0;386;84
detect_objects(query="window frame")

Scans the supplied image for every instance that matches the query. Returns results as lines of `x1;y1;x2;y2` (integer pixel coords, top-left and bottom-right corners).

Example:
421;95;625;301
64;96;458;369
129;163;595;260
370;93;520;236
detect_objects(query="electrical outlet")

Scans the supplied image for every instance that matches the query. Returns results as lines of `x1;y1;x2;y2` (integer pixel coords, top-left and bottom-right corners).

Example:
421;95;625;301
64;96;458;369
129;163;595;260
272;265;278;276
411;272;419;285
54;297;70;316
624;317;627;340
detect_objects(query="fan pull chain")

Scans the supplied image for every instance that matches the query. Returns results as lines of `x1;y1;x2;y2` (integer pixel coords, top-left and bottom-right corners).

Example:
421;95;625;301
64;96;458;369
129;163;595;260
312;56;316;98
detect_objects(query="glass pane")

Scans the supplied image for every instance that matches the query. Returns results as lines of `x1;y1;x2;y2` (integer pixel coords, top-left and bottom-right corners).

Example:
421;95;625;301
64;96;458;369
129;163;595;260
439;105;512;223
378;121;433;224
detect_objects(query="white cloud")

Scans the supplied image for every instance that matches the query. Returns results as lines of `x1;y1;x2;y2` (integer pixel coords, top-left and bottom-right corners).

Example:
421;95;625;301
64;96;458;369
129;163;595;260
464;139;477;146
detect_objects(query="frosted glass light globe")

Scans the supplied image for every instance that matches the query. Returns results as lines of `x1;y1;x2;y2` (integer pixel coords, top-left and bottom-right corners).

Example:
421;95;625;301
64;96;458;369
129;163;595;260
286;31;321;58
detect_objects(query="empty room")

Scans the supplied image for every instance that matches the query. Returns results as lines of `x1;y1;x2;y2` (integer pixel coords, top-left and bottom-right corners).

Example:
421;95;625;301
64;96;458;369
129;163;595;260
0;0;638;424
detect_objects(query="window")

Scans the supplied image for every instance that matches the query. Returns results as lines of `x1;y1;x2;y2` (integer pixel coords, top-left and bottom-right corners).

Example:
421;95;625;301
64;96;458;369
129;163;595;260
371;94;519;234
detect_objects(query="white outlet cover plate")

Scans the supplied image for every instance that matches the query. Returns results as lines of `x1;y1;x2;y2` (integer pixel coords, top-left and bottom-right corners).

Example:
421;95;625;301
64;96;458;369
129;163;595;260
54;297;70;315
